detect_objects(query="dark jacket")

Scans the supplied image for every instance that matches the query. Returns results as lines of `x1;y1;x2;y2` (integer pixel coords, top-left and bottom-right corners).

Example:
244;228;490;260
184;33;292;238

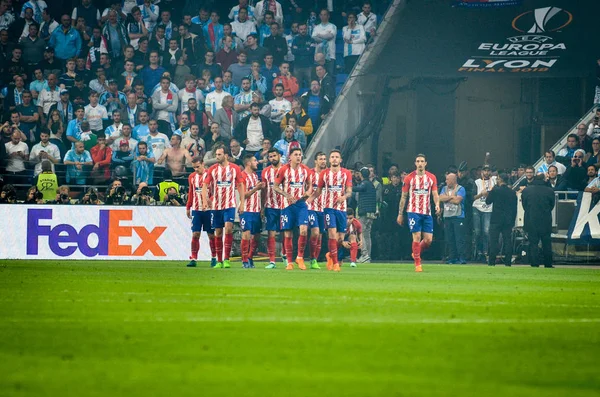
263;35;288;66
234;114;276;144
318;73;335;101
292;34;313;67
562;165;587;191
521;180;555;234
485;184;517;226
353;179;377;216
300;90;331;129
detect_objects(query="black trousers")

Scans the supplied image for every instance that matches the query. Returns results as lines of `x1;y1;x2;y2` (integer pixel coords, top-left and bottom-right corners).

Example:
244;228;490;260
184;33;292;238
488;222;513;266
528;229;553;267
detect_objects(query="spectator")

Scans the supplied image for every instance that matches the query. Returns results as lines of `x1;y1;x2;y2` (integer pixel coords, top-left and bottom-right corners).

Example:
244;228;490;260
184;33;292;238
4;131;29;181
575;122;593;153
255;137;271;174
182;123;205;158
247;61;267;95
140;0;159;33
546;165;563;190
263;22;287;66
64;140;92;185
231;7;256;43
16;90;39;143
229;0;256;23
282;117;306;149
257;11;273;46
89;67;109;95
214;95;238;140
538;149;566;175
157;10;175;40
218;23;243;51
516;166;535;192
141;119;170;173
133;110;150;140
556;133;579;166
273;125;300;163
46;111;66;157
99;79;127;122
29;130;59;177
156;134;193;177
190;6;210;29
284;21;297;66
272;61;298;102
20;22;45;67
152;76;179;136
228;50;252;87
196;50;222;81
311;9;336;76
245;33;268;65
342;12;366;73
132;140;155;185
79;121;98;151
235;102;274;154
220;72;238;98
71;0;100;30
280;98;313;136
269;83;291;128
173;113;191;137
84;91;109;134
117;60;138;94
49;15;82;61
472;164;496;262
234;77;255;118
216;36;238;74
300;80;331;133
485;172;517;267
587;111;600;137
357;1;377;39
229;138;246;166
112;139;134;170
315;64;335;101
109;123;137;152
205;76;231;121
203;11;223;52
9;7;35;43
90;132;113;184
33;160;58;201
562;149;587;191
48;89;74;128
521;174;555;268
40;8;58;41
70;76;91;107
126;6;148;50
140;50;166;96
586;138;600;168
65;105;85;147
255;0;283;26
149;24;167;53
29;67;48;104
204;122;226;156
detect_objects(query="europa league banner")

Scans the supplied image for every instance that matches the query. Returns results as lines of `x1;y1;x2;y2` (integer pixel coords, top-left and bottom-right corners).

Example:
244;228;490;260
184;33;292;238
375;0;599;77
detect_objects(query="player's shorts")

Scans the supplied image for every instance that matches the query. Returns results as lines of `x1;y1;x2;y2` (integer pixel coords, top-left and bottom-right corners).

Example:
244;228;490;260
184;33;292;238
308;210;325;233
324;208;347;233
264;208;281;231
211;207;236;229
240;212;262;234
191;210;213;234
407;212;434;234
280;200;309;230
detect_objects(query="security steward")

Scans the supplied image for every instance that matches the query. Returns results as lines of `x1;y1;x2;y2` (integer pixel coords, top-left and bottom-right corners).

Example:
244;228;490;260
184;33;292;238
521;174;555;268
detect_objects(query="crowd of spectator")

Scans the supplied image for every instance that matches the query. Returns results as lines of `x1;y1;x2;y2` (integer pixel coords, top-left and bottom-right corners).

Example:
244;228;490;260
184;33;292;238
0;0;383;201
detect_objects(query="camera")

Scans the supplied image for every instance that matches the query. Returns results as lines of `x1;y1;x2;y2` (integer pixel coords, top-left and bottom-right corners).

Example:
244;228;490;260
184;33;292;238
168;193;178;200
140;186;152;196
90;193;98;202
60;193;69;201
35;191;44;200
114;186;125;196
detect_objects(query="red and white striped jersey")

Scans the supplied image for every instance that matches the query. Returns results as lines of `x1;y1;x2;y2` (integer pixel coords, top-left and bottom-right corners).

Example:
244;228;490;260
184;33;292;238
402;171;438;215
275;163;311;208
242;170;261;212
186;171;208;211
318;168;353;211
261;165;283;209
346;218;362;236
307;169;325;212
204;162;244;210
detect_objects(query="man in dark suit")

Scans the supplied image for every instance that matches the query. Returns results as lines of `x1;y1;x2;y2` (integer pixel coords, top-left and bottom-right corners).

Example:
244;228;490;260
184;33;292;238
485;173;518;267
521;174;556;268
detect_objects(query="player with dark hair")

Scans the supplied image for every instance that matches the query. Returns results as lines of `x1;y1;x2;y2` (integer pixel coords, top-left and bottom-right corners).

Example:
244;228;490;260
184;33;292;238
307;151;327;269
261;148;285;268
240;154;264;268
397;154;440;272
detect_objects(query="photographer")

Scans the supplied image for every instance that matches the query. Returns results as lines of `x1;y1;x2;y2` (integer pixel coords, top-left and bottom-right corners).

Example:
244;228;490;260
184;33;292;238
0;184;18;204
162;186;183;206
25;186;45;204
54;185;73;205
79;188;104;205
105;179;131;205
131;182;156;206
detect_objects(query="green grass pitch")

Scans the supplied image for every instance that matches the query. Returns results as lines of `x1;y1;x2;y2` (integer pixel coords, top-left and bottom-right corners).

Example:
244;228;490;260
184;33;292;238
0;261;599;397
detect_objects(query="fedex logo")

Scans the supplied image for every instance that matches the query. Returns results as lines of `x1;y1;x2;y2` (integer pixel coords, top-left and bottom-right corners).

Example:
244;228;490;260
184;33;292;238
26;209;167;257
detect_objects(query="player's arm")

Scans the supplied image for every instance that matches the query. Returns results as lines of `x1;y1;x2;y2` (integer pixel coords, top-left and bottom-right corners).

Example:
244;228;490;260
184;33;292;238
302;174;314;200
186;176;193;218
432;189;441;215
236;170;246;213
396;191;409;225
201;180;210;210
244;180;264;198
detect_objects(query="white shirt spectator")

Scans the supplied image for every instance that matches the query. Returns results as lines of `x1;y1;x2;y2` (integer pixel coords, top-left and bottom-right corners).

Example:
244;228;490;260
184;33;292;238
71;7;100;25
312;22;337;60
342;24;366;57
268;97;291;123
228;5;256;22
473;177;497;213
40;18;59;37
357;12;377;34
537;161;566;175
205;90;231;117
5;141;29;173
37;87;61;116
84;103;108;131
246;116;263;151
29;141;60;176
142;132;170;167
178;89;204;115
0;9;15;31
587;177;600;189
587;121;600;138
122;0;137;14
231;19;256;43
255;0;283;26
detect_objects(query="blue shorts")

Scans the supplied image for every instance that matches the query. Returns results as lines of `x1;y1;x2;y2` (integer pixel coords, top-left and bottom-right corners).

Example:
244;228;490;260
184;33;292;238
324;208;347;233
308;210;325;233
264;208;281;231
211;208;236;229
240;212;262;234
280;200;309;230
407;212;434;234
191;210;213;234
